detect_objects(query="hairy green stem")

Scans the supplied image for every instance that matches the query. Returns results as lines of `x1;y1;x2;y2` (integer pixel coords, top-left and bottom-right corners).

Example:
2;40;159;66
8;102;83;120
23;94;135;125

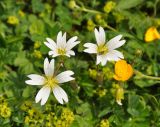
134;70;160;80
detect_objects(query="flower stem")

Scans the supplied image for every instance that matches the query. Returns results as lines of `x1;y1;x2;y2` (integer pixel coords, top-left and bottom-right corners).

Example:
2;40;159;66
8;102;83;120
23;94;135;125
103;24;117;32
134;70;160;80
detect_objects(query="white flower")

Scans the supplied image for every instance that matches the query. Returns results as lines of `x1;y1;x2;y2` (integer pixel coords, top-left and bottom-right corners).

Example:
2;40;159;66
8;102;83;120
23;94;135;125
44;31;80;57
84;27;126;66
25;58;74;105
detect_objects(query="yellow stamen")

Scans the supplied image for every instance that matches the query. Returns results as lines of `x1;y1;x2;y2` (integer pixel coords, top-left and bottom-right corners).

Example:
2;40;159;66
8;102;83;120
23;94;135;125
57;48;66;55
45;77;58;88
97;44;108;55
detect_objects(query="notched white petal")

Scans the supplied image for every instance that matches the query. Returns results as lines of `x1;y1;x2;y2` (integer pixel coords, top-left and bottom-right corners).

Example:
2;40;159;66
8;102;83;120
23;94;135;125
56;71;74;84
25;74;45;85
53;86;68;104
44;58;55;77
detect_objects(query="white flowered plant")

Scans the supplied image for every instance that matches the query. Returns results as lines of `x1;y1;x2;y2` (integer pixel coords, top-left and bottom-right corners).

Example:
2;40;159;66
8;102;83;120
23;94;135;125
44;31;80;57
25;27;126;106
25;58;74;105
83;27;126;66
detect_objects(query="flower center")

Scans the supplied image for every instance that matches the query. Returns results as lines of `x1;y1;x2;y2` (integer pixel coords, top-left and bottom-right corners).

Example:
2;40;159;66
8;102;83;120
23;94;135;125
45;76;58;88
97;44;108;55
57;48;66;55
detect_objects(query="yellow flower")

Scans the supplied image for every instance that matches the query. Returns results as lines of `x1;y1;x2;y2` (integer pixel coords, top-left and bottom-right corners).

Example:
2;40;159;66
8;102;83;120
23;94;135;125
104;1;116;13
0;103;11;118
113;60;133;81
54;108;74;127
7;16;19;25
145;27;160;42
100;119;109;127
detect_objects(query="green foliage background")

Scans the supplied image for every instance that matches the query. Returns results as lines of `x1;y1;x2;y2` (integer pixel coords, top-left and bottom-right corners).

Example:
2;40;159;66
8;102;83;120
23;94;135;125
0;0;160;127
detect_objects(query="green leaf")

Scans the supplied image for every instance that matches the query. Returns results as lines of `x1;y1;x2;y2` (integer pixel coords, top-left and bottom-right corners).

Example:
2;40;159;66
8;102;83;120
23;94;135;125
117;0;144;10
31;0;44;13
127;93;150;118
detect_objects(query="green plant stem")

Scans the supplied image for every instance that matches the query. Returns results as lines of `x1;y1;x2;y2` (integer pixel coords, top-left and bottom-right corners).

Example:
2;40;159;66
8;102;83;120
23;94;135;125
75;4;102;14
80;7;102;14
75;4;117;32
103;24;117;32
134;70;160;80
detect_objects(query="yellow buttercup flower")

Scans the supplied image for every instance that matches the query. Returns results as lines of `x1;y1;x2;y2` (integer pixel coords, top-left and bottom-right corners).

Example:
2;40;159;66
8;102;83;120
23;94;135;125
113;60;133;81
145;27;160;42
7;16;19;25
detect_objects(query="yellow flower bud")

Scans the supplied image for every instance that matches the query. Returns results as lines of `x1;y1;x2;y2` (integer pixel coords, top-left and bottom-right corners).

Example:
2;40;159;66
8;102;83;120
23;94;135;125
96;88;107;97
116;87;124;105
34;41;41;49
113;60;133;81
7;16;19;25
68;0;77;9
18;10;25;17
33;50;42;59
87;19;95;31
89;69;97;79
145;27;160;42
104;1;116;13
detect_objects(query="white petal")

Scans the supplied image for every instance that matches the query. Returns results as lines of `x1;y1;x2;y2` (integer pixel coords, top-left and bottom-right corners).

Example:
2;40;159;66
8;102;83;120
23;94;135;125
35;86;50;105
83;43;97;54
59;32;67;48
67;36;78;44
57;31;63;48
66;50;75;57
107;35;126;50
53;86;68;104
100;55;108;66
66;41;80;50
44;42;54;50
41;87;51;105
106;52;121;61
96;55;102;65
56;71;74;84
66;36;78;48
48;51;60;57
44;58;55;77
101;58;107;66
99;27;106;43
45;38;57;49
117;100;123;105
25;74;45;85
110;50;124;59
94;27;105;46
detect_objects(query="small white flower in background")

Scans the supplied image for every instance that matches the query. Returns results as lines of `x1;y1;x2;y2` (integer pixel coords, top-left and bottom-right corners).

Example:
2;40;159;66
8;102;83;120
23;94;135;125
44;31;80;57
25;58;74;105
84;27;126;66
